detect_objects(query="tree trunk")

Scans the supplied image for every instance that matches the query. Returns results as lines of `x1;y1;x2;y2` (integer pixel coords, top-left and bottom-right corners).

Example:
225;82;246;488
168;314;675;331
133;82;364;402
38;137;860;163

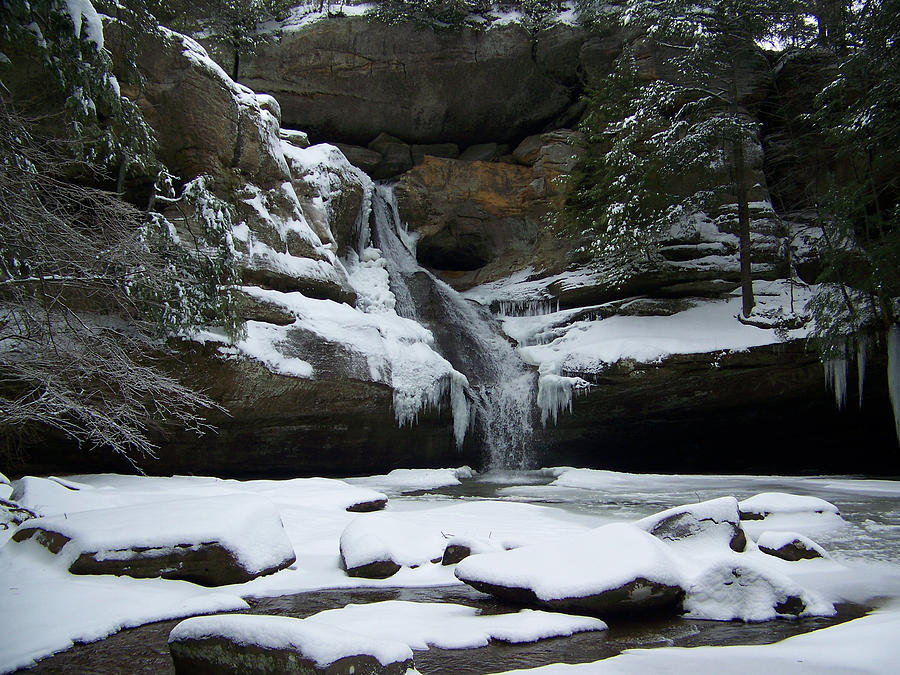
232;50;240;82
733;136;755;318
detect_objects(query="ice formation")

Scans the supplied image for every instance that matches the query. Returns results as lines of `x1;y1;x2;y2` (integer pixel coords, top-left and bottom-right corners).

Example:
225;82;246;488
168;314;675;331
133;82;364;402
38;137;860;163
824;358;848;410
536;374;591;427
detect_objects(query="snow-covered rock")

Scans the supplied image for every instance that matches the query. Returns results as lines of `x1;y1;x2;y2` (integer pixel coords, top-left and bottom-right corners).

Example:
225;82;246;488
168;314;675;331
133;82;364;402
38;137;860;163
635;496;747;552
757;531;827;561
683;560;834;621
739;492;841;519
454;523;687;617
339;512;446;578
11;495;296;586
168;614;414;674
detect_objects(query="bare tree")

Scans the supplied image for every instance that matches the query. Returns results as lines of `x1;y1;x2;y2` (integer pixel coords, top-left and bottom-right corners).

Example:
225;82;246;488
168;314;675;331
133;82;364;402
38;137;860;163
0;103;227;465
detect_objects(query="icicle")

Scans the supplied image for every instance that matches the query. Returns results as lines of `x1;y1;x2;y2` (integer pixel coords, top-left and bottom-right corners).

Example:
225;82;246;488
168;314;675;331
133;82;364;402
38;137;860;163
889;325;900;445
496;299;559;318
857;335;868;408
449;370;471;450
824;358;848;410
536;374;591;427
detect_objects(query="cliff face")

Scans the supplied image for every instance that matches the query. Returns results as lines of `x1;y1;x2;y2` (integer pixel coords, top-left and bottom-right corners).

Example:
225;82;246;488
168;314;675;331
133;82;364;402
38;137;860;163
9;10;896;478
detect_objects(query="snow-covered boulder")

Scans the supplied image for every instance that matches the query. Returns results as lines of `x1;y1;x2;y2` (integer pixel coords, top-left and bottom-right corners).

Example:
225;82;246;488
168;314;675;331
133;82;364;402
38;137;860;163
757;531;827;561
339;512;446;578
738;492;840;520
168;614;414;675
636;496;747;552
454;523;687;618
11;495;296;586
684;560;834;621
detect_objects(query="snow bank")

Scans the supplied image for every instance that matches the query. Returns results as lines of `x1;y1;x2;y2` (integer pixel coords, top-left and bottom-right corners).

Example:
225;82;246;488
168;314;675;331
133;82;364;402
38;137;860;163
519;293;811;377
303;600;606;650
739;492;840;517
169;614;413;668
346;467;475;493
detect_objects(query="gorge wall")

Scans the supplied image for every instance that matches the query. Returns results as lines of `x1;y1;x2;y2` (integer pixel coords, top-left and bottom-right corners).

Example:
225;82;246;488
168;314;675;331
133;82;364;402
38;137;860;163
7;8;898;478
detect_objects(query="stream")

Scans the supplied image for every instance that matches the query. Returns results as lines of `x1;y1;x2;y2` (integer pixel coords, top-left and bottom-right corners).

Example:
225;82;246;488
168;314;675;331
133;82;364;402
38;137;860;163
17;470;900;674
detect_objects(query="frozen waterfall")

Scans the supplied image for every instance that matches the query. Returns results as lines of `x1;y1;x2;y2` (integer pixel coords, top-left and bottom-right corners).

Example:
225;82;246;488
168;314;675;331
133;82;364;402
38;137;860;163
364;184;538;469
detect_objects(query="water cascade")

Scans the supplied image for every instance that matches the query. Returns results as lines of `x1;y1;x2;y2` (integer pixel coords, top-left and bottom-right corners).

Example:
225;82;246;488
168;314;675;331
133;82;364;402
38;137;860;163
363;185;538;469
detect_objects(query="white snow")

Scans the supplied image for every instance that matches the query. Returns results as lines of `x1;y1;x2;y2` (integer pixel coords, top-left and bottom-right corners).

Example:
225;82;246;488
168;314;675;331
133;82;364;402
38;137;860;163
0;471;10;501
340;500;596;572
64;0;104;49
518;293;811;377
497;605;900;674
739;492;841;517
2;469;900;672
346;467;475;494
169;613;413;667
302;600;606;649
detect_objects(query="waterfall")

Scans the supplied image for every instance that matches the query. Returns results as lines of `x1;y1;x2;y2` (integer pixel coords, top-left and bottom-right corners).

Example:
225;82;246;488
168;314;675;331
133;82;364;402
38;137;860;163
365;184;537;469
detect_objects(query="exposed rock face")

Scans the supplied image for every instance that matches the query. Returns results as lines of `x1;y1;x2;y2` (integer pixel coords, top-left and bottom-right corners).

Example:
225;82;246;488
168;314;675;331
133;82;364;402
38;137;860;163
109;27;288;184
539;343;899;474
240;18;588;146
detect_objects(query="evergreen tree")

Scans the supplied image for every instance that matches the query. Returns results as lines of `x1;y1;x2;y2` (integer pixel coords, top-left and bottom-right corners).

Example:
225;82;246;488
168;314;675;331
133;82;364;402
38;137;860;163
570;0;777;316
805;0;899;358
200;0;289;80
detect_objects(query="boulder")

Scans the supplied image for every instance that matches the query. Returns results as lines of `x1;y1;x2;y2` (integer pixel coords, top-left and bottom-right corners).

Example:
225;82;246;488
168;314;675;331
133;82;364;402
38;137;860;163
454;523;686;618
683;561;833;621
368;133;413;178
279;127;310;149
346;498;388;513
460;143;506;162
334;143;383;175
636;496;747;552
11;495;296;586
108;27;289;184
239;17;587;145
169;614;414;675
442;543;472;565
757;531;827;561
339;512;446;579
412;143;460;165
512;134;544;165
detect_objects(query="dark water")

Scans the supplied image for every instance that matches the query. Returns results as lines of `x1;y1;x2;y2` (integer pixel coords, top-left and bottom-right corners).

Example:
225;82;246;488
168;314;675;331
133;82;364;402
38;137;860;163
21;585;867;674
